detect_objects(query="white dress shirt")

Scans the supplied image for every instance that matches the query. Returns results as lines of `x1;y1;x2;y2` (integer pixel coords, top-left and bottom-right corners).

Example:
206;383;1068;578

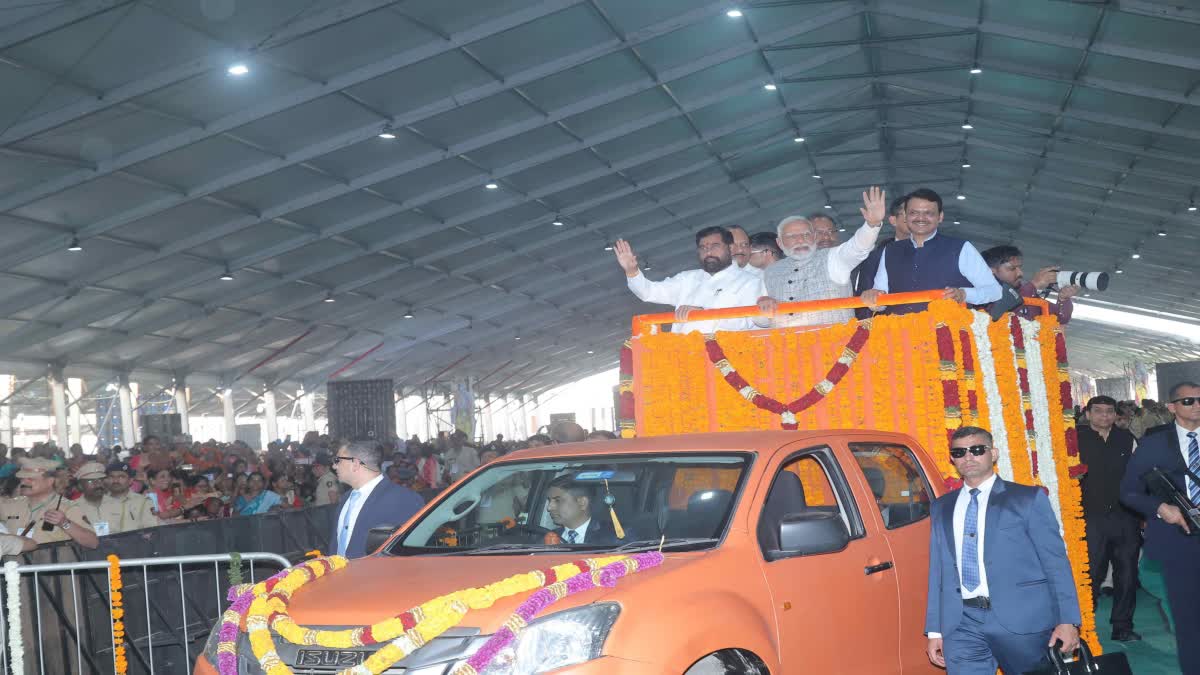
825;220;883;284
872;231;1002;305
928;473;998;639
562;518;591;543
338;474;384;548
626;264;764;333
1176;423;1200;496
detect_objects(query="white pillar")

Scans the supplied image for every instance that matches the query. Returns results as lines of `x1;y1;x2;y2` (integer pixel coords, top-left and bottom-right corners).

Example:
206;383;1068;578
482;395;495;443
262;388;279;443
118;375;136;448
222;387;236;443
300;389;315;432
67;377;83;446
0;375;11;448
49;369;69;447
395;390;407;439
129;381;141;442
174;380;190;437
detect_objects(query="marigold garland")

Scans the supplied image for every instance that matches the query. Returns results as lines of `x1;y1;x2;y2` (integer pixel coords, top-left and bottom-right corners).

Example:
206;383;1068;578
227;555;629;675
449;552;665;675
704;319;872;429
988;316;1035;485
1010;315;1039;477
107;554;129;674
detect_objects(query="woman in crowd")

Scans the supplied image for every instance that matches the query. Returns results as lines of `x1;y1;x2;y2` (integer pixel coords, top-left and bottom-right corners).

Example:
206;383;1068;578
234;472;281;515
147;468;184;521
270;473;302;509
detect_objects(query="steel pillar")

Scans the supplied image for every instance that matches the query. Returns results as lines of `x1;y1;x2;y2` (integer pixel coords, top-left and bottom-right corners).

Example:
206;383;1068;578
67;377;82;446
222;387;236;444
118;375;136;448
262;389;279;444
174;382;190;437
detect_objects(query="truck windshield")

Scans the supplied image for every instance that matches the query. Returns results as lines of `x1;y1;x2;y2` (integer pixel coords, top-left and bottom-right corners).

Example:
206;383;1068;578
390;453;750;555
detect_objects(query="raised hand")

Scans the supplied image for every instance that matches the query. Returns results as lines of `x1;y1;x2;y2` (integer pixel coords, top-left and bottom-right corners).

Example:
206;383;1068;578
613;239;640;277
859;185;887;227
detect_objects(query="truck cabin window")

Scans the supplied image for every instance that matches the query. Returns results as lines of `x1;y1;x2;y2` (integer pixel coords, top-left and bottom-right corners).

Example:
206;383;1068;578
391;454;750;555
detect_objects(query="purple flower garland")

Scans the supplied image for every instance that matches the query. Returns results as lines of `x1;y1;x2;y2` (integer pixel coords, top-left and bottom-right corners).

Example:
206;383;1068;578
217;568;293;675
455;552;665;674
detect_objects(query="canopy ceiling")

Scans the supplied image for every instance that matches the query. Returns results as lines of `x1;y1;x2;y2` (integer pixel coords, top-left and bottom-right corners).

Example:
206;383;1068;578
0;0;1198;407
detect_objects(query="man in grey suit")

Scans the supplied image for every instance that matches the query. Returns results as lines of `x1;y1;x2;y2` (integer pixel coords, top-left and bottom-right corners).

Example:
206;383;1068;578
925;426;1081;674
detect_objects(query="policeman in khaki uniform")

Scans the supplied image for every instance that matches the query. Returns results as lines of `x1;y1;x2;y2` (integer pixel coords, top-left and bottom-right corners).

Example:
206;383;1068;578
0;457;98;550
311;453;342;506
92;462;160;535
73;462;158;536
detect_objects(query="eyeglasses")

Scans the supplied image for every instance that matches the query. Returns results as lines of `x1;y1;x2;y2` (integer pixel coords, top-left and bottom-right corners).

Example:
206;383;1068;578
331;455;357;465
949;444;990;459
697;242;727;252
1171;397;1200;406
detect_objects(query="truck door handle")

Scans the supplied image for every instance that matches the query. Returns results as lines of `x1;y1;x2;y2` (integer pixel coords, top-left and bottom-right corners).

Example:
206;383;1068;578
865;561;894;575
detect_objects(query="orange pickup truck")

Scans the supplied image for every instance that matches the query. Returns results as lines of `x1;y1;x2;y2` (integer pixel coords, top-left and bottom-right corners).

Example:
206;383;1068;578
197;430;944;674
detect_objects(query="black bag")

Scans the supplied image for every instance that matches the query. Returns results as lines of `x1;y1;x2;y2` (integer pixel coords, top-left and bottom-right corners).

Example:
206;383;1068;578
1024;639;1133;674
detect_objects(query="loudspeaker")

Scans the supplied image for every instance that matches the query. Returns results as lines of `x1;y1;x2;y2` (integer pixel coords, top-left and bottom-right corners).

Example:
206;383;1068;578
326;379;395;442
141;413;182;439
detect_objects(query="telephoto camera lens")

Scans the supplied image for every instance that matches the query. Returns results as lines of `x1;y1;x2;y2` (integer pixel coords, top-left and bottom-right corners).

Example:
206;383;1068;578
1055;271;1109;292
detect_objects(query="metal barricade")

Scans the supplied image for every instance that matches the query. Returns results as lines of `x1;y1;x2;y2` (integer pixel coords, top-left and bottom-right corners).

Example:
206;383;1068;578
0;552;291;675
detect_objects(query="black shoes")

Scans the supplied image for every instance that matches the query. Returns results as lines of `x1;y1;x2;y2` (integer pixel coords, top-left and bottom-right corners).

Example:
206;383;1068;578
1111;629;1142;642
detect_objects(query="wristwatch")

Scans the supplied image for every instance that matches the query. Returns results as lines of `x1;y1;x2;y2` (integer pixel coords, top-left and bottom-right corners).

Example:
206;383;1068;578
60;520;72;531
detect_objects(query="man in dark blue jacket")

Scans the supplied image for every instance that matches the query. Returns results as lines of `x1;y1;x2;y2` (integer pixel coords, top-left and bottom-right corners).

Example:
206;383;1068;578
329;440;424;559
1121;381;1200;674
861;188;1001;314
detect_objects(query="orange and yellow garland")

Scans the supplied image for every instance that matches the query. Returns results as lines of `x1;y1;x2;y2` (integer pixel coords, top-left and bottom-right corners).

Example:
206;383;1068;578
107;554;128;674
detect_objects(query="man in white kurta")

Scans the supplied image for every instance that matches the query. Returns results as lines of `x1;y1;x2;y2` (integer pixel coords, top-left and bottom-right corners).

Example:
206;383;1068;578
614;226;764;333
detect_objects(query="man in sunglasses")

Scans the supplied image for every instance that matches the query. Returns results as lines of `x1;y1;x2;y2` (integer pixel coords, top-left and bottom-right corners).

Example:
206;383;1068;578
328;440;424;559
926;426;1081;674
1120;381;1200;675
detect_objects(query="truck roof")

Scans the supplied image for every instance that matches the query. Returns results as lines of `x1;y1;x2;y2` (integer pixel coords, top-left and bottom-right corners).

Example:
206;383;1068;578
495;428;925;462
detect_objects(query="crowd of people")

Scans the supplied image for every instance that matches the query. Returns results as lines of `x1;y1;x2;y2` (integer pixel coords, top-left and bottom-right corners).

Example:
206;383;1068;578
0;420;615;554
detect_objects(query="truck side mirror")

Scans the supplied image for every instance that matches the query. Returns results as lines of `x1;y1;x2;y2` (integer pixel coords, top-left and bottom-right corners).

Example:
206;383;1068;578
366;525;398;554
771;512;849;560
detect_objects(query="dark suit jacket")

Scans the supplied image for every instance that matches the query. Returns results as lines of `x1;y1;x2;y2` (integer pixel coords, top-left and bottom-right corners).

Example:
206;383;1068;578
925;479;1081;637
1120;424;1200;561
555;516;630;545
329;478;425;559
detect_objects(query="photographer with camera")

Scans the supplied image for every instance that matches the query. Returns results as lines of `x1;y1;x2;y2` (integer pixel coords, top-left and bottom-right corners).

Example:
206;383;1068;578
980;245;1080;323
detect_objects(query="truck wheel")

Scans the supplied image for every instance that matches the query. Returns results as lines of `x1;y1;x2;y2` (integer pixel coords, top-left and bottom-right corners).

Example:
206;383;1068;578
684;650;768;675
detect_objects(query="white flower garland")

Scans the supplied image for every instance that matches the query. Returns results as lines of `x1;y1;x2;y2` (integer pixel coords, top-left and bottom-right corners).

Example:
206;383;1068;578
4;560;23;675
970;312;1014;481
1021;316;1064;534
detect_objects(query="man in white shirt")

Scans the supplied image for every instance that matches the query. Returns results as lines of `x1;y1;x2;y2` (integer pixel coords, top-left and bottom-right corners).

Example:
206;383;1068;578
755;186;887;326
926;426;1080;674
614;226;763;333
729;226;751;269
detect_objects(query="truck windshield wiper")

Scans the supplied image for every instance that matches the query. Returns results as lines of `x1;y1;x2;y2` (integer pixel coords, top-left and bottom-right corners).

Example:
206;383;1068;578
459;543;576;556
604;537;721;553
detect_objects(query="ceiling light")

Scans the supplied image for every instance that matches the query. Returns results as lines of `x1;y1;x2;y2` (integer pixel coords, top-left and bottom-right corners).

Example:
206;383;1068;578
587;350;595;355
227;63;249;77
961;162;971;168
1114;268;1124;274
67;237;82;252
484;183;499;190
1189;203;1197;212
837;228;846;232
823;204;832;209
219;268;234;281
1156;229;1167;237
794;137;805;143
378;132;396;140
764;83;777;91
956;194;966;200
551;220;564;226
514;334;521;341
969;66;982;74
812;174;821;179
403;308;414;319
726;9;743;18
953;220;961;225
323;294;335;303
1131;252;1141;259
604;244;614;251
961;121;973;130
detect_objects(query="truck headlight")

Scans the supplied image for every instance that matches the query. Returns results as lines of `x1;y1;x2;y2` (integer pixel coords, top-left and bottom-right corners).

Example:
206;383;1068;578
478;603;620;674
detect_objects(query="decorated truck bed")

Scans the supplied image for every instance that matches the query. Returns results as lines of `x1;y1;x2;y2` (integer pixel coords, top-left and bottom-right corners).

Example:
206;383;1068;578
616;292;1097;648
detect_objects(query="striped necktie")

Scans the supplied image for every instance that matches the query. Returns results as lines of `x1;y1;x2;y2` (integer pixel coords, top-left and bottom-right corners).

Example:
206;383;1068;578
337;490;360;556
1187;432;1199;505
